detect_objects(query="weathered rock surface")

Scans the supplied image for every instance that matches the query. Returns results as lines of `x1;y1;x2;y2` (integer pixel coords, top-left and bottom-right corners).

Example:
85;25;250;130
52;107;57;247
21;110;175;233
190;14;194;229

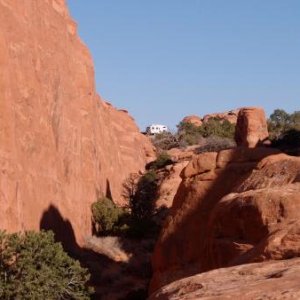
149;258;300;299
235;107;269;147
0;0;154;247
156;161;189;208
203;108;240;124
150;148;300;292
182;109;240;127
182;115;203;127
167;146;197;162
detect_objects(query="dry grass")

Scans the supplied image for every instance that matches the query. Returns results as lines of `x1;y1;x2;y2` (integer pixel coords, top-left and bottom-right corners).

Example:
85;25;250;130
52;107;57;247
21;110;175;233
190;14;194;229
84;236;130;262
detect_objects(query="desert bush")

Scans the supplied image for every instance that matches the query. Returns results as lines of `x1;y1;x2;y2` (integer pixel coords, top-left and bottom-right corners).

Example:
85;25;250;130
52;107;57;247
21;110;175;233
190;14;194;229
130;170;158;221
147;152;173;170
92;197;124;234
177;122;202;146
0;230;91;300
177;119;235;146
153;132;179;150
268;109;300;139
121;172;164;239
290;111;300;130
85;236;128;263
271;129;300;155
199;118;235;138
195;136;236;154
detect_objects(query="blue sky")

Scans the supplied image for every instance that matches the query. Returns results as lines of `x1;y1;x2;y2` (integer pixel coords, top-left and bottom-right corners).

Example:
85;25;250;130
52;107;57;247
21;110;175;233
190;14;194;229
68;0;300;130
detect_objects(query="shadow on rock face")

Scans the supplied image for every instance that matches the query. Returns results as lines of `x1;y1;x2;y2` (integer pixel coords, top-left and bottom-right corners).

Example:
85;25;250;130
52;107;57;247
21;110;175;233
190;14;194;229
40;205;79;253
39;205;155;300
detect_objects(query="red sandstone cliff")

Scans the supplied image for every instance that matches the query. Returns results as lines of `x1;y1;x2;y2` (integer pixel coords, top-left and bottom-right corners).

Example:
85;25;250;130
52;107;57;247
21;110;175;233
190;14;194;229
0;0;154;246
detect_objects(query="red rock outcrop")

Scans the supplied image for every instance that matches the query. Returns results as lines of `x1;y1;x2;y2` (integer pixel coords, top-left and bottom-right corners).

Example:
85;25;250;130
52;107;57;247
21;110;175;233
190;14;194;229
150;258;300;299
182;115;203;127
235;107;269;147
150;148;300;293
203;108;240;124
167;146;197;162
182;109;240;127
0;0;154;246
156;161;189;208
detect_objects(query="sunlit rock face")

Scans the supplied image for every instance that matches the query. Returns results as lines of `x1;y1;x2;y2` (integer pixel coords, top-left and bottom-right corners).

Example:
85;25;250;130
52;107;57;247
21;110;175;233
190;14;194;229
235;107;269;147
182;115;203;127
182;109;240;127
149;258;300;300
203;108;240;124
0;0;154;246
150;149;300;293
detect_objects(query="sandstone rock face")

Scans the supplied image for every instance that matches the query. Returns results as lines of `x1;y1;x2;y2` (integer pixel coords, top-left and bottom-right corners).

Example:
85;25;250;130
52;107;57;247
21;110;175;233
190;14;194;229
203;108;240;124
235;107;269;147
0;0;154;247
150;258;300;300
150;148;300;292
182;115;203;127
156;161;189;208
167;146;197;162
155;147;198;209
182;109;240;128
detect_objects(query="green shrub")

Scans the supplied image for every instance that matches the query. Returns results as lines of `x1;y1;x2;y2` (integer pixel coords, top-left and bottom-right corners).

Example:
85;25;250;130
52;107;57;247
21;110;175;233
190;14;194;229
177;119;235;146
199;118;235;139
130;171;158;221
91;197;123;234
121;172;161;239
177;122;202;146
268;109;300;140
148;152;173;170
0;230;91;300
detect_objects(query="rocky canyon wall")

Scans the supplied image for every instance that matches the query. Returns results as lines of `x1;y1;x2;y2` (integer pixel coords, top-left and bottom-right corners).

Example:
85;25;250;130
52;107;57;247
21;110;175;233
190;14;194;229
0;0;154;247
150;148;300;292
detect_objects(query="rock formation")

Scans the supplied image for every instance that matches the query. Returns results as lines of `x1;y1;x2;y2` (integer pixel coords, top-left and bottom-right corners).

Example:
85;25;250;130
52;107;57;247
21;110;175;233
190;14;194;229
150;148;300;293
182;109;240;127
0;0;154;247
150;258;300;299
235;107;269;147
156;161;189;208
182;115;203;127
203;108;240;124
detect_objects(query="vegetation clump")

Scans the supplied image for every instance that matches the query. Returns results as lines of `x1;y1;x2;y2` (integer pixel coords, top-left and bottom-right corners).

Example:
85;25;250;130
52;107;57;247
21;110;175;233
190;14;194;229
195;136;236;154
129;170;158;221
267;109;300;155
0;230;91;300
91;197;124;234
153;132;179;150
268;109;300;139
177;118;236;146
147;152;173;170
113;170;161;239
152;118;236;151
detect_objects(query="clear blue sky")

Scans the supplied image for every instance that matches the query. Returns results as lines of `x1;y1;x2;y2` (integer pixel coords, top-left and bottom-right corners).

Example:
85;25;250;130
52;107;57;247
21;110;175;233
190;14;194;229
68;0;300;130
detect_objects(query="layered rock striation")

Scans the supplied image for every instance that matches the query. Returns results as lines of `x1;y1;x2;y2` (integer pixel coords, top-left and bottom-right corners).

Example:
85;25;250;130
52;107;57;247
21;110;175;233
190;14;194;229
0;0;154;247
